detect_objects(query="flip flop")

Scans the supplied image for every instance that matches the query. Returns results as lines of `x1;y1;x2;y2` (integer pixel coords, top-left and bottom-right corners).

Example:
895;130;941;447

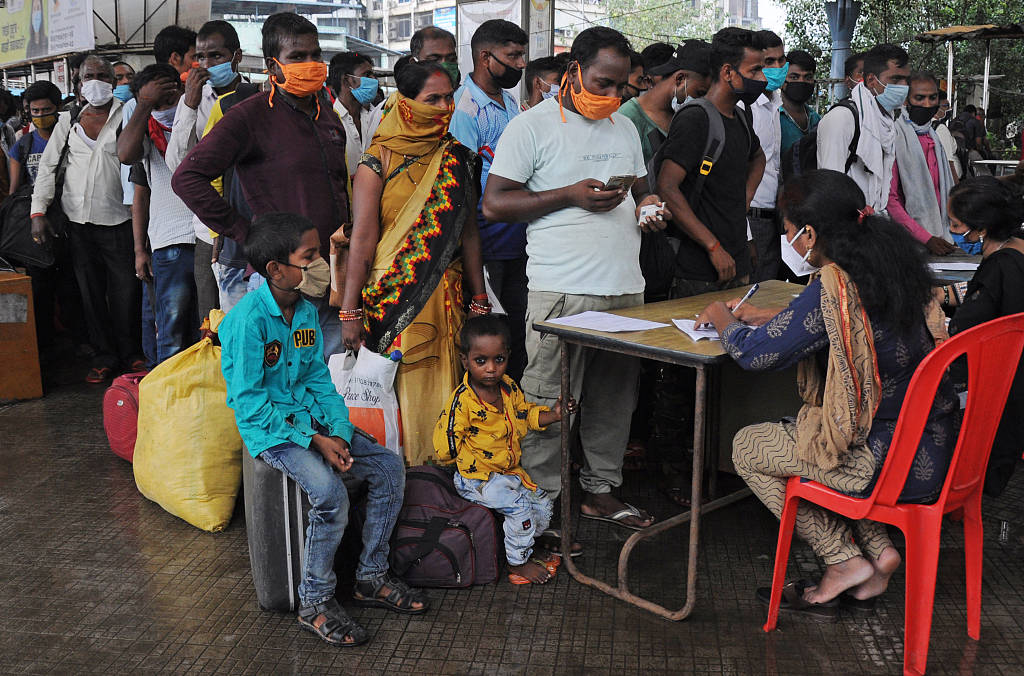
579;503;654;531
536;529;584;558
839;592;877;615
755;579;839;624
508;558;556;585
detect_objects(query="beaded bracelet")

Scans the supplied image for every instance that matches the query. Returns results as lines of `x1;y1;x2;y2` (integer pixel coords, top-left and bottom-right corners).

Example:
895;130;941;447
338;308;364;322
707;240;721;254
469;301;492;315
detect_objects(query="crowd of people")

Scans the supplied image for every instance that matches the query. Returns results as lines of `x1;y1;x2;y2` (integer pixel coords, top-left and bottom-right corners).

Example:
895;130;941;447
5;9;1023;647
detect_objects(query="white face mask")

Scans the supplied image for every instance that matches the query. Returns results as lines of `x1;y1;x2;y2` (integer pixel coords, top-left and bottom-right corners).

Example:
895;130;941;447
780;226;820;277
540;81;559;101
151;106;177;128
81;79;114;107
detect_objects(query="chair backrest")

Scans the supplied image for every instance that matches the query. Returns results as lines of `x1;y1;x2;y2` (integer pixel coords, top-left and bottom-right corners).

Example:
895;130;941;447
868;313;1024;508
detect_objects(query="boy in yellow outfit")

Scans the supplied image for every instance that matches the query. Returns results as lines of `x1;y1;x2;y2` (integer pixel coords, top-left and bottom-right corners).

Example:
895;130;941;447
433;315;576;584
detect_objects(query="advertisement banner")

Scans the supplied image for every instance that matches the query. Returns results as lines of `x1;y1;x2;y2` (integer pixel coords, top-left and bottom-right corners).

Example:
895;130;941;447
1;0;95;67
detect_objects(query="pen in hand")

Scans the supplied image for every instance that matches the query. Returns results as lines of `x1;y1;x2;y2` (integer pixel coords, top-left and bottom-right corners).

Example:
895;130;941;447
694;283;759;329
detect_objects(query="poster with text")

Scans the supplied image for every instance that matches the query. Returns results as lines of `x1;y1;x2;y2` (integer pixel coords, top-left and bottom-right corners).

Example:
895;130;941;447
1;0;95;67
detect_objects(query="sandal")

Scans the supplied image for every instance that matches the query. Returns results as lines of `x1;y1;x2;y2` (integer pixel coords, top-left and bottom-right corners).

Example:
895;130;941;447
508;557;558;585
579;503;655;531
353;573;429;615
536;529;584;558
297;598;369;647
85;367;113;384
755;579;839;624
839;592;877;615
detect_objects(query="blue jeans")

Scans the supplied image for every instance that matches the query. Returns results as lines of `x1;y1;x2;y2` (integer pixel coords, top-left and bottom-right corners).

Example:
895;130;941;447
454;472;552;566
152;244;198;363
246;273;342;359
259;432;405;607
213;261;248;312
141;281;157;368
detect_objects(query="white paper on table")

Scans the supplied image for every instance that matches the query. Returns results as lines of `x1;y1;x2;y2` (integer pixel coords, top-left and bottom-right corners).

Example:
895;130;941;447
672;318;721;342
546;311;669;332
928;262;979;272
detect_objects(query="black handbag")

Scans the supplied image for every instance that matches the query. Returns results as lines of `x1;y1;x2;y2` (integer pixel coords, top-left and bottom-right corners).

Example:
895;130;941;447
0;116;75;268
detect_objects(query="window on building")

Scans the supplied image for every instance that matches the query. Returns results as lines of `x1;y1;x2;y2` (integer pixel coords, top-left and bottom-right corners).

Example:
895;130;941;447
389;14;412;40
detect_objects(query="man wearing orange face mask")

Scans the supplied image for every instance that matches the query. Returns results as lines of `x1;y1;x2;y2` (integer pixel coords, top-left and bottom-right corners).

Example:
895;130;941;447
484;26;670;534
172;12;351;358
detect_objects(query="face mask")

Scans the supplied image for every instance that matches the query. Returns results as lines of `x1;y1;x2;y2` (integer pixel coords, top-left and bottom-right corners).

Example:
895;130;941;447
488;54;523;90
540;81;559;101
349;76;379;105
272;59;328;98
783;81;813;105
81;80;114;107
780;227;819;277
32;114;57;130
207;61;237;89
907;103;939;127
874;82;909;113
441;61;461;88
561;62;621;121
151;106;177;128
730;70;768;106
951;231;982;255
32;11;42;33
763;63;789;92
112;84;133;102
282;257;331;297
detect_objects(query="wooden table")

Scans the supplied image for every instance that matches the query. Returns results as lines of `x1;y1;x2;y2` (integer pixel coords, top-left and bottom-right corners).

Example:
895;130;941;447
534;279;805;620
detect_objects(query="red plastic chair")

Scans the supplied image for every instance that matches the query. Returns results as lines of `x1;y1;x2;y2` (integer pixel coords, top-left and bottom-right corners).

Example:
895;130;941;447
762;313;1024;676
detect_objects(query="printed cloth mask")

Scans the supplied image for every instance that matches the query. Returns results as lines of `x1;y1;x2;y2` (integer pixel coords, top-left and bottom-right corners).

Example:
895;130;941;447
272;59;328;98
763;63;789;92
488;54;523;90
783;80;813;104
559;62;621;122
951;231;982;255
540;81;559;101
875;82;909;113
284;258;331;297
441;61;461;88
350;76;379;105
780;226;820;277
906;103;939;127
207;61;237;89
730;69;768;106
112;84;133;102
81;80;114;107
32;114;58;130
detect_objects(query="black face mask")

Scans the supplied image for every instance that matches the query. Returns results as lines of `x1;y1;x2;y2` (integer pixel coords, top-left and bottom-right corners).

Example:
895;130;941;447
731;71;768;106
783;81;814;104
488;54;523;90
907;103;940;126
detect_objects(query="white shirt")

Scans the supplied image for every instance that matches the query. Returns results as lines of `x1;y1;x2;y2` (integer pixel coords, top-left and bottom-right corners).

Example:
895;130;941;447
142;130;196;250
488;97;647;296
332;97;385;179
933;122;960;178
120;97;137;205
747;90;781;208
32;103;131;226
164;84;219;244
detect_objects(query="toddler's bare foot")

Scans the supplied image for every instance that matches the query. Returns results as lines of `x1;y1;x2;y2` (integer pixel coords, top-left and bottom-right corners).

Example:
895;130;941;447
508;560;552;584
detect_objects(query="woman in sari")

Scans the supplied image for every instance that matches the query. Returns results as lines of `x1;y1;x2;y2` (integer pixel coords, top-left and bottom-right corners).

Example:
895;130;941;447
696;170;958;620
342;60;486;464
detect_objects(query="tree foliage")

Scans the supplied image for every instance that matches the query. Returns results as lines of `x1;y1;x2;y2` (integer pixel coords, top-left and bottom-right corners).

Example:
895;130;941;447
603;0;727;49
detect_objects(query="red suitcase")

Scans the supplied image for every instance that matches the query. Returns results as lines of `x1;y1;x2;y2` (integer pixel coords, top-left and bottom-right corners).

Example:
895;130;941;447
103;372;148;462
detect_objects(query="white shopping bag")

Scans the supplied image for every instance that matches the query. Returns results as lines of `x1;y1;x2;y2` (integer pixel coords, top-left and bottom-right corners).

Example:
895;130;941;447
327;346;403;456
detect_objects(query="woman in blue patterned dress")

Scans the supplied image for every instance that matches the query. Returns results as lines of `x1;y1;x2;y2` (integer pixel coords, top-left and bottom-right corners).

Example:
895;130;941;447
696;170;957;618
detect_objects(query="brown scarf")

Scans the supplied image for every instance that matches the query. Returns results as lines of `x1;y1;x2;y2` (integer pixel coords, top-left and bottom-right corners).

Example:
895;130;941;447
794;264;948;470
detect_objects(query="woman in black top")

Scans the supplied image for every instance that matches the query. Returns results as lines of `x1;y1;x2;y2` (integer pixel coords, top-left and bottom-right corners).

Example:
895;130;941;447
941;176;1024;496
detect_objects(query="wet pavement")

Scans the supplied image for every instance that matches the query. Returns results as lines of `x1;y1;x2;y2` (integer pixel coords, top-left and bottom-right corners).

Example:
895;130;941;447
2;377;1023;675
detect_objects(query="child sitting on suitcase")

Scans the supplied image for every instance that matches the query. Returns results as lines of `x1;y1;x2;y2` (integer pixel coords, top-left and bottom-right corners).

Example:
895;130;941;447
433;315;577;584
220;212;427;647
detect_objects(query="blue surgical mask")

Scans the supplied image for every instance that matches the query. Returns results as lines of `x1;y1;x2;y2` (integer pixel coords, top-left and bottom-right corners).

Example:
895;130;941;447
350;76;379;106
763;63;789;92
206;61;237;89
32;11;41;33
875;83;909;113
951;231;982;255
112;84;133;102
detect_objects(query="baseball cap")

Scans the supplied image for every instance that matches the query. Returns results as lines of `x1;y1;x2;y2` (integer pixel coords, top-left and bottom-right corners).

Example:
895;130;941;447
647;40;712;77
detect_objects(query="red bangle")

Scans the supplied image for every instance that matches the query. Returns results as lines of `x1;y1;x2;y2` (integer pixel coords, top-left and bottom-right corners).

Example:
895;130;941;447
471;293;489;301
707;240;721;254
30;212;44;219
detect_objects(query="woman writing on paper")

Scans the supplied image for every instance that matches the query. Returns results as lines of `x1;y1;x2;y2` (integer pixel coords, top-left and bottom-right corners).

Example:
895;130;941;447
341;58;486;464
937;176;1024;497
695;169;957;618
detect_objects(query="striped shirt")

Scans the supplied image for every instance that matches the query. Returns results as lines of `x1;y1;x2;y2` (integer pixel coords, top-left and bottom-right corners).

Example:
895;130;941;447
141;130;196;251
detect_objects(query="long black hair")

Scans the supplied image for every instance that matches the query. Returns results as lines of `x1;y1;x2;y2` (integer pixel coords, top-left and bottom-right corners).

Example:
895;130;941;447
780;169;934;335
394;58;448;99
949;175;1024;241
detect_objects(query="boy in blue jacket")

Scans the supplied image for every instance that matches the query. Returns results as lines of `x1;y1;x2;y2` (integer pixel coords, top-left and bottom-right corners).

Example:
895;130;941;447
220;212;426;647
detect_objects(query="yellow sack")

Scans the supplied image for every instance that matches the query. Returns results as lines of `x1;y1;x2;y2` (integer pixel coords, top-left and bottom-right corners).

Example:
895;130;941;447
133;310;242;532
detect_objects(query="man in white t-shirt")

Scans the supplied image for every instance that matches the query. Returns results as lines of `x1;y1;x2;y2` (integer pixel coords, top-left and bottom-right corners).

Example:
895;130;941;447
484;26;668;532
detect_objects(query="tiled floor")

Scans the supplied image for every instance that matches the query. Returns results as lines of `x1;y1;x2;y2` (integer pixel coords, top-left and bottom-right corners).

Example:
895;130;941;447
2;380;1023;675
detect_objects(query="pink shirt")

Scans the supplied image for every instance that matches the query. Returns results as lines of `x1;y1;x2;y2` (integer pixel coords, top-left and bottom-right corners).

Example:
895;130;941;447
887;132;941;244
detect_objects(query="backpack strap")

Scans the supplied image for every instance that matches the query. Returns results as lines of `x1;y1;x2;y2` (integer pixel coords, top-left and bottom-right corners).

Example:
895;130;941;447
391;516;450;576
682;98;727;213
831;98;860;172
